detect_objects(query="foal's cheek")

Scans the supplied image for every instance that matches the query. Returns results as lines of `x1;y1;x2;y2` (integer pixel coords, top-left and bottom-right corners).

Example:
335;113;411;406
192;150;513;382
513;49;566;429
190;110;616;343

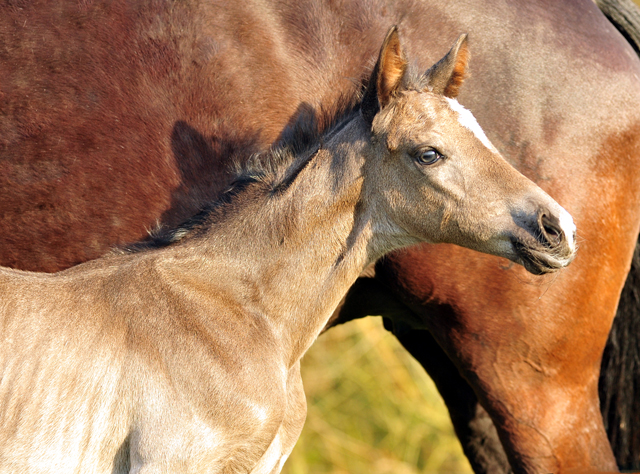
425;164;468;205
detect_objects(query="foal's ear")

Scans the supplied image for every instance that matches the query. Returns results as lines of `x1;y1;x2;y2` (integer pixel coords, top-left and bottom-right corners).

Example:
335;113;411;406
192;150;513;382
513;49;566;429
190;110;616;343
361;26;408;125
422;34;469;98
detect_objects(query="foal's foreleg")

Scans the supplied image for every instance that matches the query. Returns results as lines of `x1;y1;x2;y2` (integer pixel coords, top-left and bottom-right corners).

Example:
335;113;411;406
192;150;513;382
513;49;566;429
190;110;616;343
250;362;306;474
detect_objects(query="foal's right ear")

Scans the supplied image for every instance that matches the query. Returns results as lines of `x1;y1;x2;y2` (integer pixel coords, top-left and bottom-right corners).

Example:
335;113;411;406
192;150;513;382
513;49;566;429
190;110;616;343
361;26;408;125
422;34;469;98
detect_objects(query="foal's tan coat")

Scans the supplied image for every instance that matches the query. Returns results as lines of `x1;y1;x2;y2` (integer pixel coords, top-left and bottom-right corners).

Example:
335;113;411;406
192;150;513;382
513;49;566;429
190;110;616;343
0;30;576;473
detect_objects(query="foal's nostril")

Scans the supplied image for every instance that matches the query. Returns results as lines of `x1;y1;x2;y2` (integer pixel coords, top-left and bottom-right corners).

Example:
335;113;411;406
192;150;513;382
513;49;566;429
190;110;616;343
539;213;564;247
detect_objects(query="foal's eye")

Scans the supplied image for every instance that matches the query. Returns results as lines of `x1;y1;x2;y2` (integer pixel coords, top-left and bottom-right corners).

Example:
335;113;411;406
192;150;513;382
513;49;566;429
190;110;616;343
415;148;444;165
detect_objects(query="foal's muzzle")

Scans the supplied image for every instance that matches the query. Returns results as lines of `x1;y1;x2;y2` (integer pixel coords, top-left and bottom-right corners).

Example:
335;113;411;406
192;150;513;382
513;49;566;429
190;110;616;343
512;206;577;275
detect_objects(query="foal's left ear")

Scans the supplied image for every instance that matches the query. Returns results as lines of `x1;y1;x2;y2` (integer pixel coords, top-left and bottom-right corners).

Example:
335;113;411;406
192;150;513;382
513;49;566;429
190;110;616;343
422;34;469;98
361;26;408;125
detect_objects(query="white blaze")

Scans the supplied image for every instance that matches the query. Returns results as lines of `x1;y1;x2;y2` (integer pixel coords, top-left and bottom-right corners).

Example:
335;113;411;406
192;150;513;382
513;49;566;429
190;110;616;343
558;207;576;248
445;97;499;153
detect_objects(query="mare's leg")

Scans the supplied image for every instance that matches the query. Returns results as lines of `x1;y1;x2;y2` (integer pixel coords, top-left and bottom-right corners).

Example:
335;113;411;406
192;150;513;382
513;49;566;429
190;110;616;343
591;1;640;467
599;238;640;471
385;236;640;474
376;235;633;473
332;278;512;474
394;328;512;474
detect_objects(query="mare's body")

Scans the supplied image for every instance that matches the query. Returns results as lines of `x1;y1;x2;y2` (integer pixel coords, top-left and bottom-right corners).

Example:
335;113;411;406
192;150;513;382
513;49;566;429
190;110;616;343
1;1;639;472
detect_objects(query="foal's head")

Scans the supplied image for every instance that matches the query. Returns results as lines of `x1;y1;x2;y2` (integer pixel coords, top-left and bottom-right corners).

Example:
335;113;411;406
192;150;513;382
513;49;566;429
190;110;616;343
361;28;576;274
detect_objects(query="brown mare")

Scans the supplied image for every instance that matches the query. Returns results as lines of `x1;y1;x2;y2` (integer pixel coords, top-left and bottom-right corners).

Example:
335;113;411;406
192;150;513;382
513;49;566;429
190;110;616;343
0;30;577;472
1;0;639;472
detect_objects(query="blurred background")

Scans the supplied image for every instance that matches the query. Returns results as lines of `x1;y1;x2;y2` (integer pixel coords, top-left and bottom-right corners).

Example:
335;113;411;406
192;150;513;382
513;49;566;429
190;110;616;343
282;316;473;474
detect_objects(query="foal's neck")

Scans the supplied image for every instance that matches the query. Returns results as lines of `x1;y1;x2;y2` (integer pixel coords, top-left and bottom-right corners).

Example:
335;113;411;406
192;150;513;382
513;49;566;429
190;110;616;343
209;117;378;365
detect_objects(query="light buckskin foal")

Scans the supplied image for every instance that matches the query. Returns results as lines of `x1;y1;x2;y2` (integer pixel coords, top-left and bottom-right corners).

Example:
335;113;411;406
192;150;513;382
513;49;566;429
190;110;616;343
0;29;576;473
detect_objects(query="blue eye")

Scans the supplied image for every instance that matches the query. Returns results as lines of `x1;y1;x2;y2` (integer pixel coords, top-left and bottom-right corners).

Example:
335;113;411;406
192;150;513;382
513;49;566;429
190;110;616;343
415;148;443;165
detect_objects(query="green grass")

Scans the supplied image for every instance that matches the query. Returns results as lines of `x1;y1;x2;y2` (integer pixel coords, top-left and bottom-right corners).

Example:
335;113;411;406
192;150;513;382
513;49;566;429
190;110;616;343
282;317;472;474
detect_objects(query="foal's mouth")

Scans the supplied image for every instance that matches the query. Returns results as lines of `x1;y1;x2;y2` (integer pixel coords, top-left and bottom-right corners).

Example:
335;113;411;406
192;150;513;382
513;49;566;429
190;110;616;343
512;238;577;275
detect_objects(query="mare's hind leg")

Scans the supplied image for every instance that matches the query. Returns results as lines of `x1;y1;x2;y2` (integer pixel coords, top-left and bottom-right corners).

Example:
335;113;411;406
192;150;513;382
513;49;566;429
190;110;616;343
394;329;512;474
329;276;511;474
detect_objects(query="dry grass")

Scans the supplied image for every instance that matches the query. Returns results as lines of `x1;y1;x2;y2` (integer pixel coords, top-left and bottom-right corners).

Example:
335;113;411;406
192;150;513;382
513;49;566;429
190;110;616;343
282;317;472;474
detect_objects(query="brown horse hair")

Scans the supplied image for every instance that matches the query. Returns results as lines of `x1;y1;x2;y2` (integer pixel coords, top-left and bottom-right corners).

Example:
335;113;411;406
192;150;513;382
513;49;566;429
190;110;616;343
599;239;640;471
594;1;640;469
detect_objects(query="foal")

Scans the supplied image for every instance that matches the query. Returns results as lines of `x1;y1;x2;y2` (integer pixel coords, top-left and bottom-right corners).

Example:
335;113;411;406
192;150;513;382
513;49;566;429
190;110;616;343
0;29;576;473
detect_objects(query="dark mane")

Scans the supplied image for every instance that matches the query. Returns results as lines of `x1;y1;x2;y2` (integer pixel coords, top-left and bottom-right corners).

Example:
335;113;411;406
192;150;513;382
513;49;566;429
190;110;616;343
115;65;438;255
119;89;364;254
234;92;363;191
231;64;430;192
117;176;261;254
